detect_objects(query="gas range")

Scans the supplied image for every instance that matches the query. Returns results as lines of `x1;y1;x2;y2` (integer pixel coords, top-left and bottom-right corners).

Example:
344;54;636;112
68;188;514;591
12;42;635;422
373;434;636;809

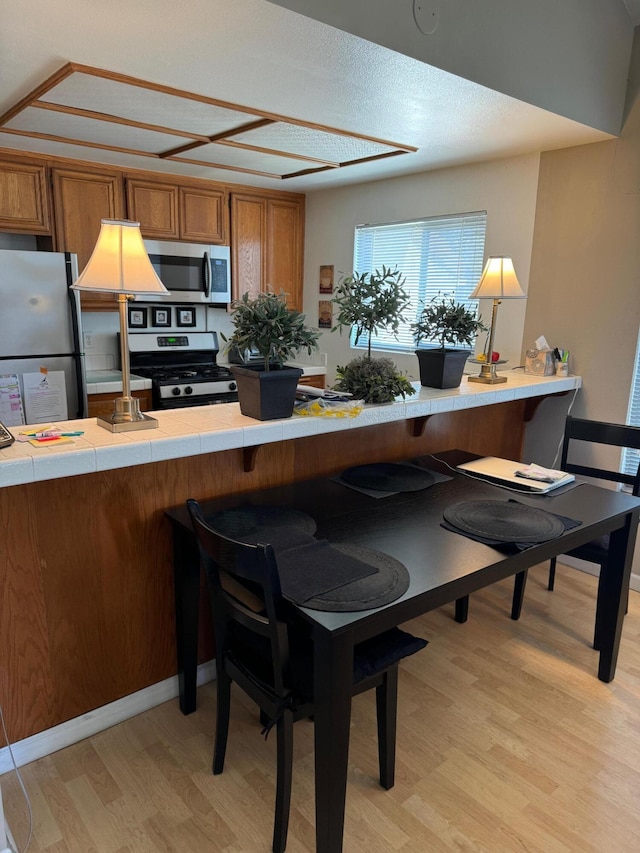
128;332;238;409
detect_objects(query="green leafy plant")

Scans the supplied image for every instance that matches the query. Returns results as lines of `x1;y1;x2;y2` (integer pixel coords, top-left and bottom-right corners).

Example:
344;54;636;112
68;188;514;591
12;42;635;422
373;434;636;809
331;266;411;359
330;266;415;402
412;295;486;350
222;291;320;371
334;356;415;404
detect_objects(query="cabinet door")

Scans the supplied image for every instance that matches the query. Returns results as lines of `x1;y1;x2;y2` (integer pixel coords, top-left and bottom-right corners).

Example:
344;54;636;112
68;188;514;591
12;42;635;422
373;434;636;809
0;161;50;233
179;186;227;243
126;179;179;239
87;389;152;418
267;197;304;311
230;194;266;301
52;168;125;310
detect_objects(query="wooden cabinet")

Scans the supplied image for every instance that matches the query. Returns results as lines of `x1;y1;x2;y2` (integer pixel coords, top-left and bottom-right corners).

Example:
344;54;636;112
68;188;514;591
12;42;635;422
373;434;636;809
179;185;226;243
126;179;178;239
87;389;152;418
230;193;266;301
0;160;50;233
300;373;325;389
267;198;304;310
126;177;227;244
230;192;304;310
52;167;125;310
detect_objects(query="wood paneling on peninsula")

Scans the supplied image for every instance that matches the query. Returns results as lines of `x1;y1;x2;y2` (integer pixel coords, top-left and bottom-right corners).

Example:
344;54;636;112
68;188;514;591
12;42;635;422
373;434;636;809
1;397;543;742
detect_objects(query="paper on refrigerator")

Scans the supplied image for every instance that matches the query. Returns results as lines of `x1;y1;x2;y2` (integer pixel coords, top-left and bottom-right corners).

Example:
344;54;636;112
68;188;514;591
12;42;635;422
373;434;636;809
22;371;68;423
0;374;25;427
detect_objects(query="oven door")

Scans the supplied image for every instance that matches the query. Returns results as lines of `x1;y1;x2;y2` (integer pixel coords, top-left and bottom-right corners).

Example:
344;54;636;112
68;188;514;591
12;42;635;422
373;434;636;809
155;392;238;409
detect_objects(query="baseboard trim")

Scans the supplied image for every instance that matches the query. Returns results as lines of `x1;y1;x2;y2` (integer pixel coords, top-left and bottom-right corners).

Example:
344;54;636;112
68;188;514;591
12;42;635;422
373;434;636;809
0;661;216;776
559;556;640;592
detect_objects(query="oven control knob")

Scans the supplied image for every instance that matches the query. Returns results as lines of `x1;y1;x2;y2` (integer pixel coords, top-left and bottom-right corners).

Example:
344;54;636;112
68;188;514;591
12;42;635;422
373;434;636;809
185;386;193;395
171;387;181;396
229;382;237;391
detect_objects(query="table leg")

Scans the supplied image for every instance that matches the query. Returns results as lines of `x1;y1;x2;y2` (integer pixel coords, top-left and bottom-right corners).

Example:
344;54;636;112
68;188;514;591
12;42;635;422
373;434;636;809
313;629;354;853
596;512;638;683
172;523;201;714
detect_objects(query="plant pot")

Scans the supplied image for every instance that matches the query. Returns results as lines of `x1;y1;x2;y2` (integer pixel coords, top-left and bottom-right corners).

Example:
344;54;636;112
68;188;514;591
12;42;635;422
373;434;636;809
415;349;470;389
230;364;303;420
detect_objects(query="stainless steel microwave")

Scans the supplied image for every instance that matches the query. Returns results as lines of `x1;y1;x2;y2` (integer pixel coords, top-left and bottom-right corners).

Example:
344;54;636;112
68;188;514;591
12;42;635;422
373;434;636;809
139;240;231;305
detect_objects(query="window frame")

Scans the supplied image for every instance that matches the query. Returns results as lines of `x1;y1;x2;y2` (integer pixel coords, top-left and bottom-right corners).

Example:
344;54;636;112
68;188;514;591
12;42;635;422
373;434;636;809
349;210;487;354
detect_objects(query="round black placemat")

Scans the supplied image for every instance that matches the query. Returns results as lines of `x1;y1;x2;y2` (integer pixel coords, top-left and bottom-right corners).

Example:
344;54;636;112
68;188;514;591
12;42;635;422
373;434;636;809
443;500;565;543
301;544;410;612
206;505;317;539
340;462;435;492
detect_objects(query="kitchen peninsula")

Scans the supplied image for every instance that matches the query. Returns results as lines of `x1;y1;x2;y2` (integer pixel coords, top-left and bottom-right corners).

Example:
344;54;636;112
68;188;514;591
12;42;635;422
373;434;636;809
0;373;579;750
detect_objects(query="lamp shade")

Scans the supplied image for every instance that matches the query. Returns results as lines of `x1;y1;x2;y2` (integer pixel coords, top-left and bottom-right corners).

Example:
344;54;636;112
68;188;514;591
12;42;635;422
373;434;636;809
71;219;169;295
470;256;525;300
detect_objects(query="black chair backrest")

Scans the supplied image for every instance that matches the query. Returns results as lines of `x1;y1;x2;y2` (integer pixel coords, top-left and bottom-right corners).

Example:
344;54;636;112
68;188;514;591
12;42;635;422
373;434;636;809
560;416;640;496
187;498;293;702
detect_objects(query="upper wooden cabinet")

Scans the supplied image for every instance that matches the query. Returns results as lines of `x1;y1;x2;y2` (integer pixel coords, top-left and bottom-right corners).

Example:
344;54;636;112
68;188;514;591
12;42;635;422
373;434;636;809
126;177;227;244
52;167;125;310
0;160;51;233
179;186;226;243
230;192;304;311
126;179;178;240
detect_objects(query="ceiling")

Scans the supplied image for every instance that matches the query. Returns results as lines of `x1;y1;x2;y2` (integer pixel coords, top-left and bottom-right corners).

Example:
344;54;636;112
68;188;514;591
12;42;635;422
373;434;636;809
0;0;629;193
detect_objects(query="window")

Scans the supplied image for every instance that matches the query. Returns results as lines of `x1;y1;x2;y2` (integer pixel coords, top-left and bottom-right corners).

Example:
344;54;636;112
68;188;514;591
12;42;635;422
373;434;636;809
351;211;487;352
622;326;640;478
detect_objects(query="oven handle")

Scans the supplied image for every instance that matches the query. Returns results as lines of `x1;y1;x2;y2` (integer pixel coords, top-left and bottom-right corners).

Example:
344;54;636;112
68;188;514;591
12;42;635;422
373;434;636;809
203;252;211;298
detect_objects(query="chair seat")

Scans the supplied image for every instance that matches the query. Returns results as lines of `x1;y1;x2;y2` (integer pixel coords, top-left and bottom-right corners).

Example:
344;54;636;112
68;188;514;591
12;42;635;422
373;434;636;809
566;534;608;564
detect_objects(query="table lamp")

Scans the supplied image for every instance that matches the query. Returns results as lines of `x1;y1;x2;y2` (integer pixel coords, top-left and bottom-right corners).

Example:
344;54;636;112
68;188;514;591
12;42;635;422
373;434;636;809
71;219;169;431
468;256;526;385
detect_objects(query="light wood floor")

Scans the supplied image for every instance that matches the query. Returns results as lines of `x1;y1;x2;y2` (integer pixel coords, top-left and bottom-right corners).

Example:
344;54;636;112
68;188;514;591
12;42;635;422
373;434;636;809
3;564;640;853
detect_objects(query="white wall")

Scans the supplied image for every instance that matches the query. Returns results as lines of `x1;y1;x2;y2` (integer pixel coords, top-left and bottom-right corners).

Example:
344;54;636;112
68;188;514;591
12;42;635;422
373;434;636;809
303;153;540;385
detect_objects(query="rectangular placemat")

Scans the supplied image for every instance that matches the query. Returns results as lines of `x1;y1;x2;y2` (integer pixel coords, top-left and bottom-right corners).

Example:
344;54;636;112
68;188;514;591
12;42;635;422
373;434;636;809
276;539;378;603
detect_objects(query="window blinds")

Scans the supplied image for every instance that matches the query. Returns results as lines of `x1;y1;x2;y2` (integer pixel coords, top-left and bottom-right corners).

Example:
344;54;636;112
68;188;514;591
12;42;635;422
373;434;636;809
622;327;640;477
352;211;487;352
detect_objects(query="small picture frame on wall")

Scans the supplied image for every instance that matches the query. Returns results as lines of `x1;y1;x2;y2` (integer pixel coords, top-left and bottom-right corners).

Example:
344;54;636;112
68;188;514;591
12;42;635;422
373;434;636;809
318;300;332;329
128;306;147;329
152;307;172;328
319;265;334;294
176;307;196;328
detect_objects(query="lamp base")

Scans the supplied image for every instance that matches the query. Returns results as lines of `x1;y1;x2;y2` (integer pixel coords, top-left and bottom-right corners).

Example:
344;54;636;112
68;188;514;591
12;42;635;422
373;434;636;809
96;396;158;432
468;364;508;385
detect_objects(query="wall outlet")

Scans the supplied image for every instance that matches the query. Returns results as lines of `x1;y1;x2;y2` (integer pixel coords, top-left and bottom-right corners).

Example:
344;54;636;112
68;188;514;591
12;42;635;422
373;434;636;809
83;332;94;351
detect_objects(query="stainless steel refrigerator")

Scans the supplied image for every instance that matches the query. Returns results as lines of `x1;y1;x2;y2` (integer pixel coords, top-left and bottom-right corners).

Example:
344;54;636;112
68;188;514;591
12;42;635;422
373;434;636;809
0;249;87;425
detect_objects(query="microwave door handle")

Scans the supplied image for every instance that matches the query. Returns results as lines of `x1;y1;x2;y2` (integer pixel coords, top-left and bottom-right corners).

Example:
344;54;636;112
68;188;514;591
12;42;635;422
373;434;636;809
203;252;211;298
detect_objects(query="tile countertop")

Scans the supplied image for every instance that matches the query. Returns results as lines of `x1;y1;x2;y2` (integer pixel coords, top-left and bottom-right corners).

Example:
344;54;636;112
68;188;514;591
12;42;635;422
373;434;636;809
86;370;152;394
0;372;581;489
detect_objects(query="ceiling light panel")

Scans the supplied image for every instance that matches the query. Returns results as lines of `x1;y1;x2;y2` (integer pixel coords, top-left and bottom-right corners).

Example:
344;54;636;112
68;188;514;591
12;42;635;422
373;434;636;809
231;122;402;162
38;72;263;137
4;107;188;153
170;143;315;175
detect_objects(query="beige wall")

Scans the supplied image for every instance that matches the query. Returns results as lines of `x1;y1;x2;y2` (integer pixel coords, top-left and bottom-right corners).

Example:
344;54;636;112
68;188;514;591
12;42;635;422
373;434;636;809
303;153;540;385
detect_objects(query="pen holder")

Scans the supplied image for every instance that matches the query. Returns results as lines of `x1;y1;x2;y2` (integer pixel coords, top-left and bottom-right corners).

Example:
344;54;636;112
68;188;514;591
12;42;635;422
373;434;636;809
555;359;569;377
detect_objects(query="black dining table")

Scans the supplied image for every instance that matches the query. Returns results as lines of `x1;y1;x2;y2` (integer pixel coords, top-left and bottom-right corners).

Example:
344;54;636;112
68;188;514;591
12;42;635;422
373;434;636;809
165;451;640;853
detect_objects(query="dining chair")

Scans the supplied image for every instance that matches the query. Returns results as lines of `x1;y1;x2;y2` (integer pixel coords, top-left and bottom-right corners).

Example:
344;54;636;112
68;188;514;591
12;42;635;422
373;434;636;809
186;498;427;853
511;416;640;643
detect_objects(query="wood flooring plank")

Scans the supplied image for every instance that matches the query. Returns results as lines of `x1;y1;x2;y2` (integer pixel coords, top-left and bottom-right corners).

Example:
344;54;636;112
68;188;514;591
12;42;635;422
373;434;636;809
2;567;640;852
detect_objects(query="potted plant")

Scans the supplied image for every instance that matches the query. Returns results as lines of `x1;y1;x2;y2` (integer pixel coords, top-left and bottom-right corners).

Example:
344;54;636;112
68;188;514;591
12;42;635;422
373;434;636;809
222;291;320;420
411;295;487;389
331;266;416;403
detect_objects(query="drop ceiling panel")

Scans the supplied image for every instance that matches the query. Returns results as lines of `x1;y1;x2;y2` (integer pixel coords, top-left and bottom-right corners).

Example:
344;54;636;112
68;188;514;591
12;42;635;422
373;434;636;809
4;107;189;153
170;144;318;175
232;122;400;162
0;63;415;180
38;73;262;136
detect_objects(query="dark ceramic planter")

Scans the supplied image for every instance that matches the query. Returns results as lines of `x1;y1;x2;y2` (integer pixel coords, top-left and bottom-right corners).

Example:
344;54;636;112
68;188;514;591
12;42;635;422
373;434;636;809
415;349;470;389
230;364;303;420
